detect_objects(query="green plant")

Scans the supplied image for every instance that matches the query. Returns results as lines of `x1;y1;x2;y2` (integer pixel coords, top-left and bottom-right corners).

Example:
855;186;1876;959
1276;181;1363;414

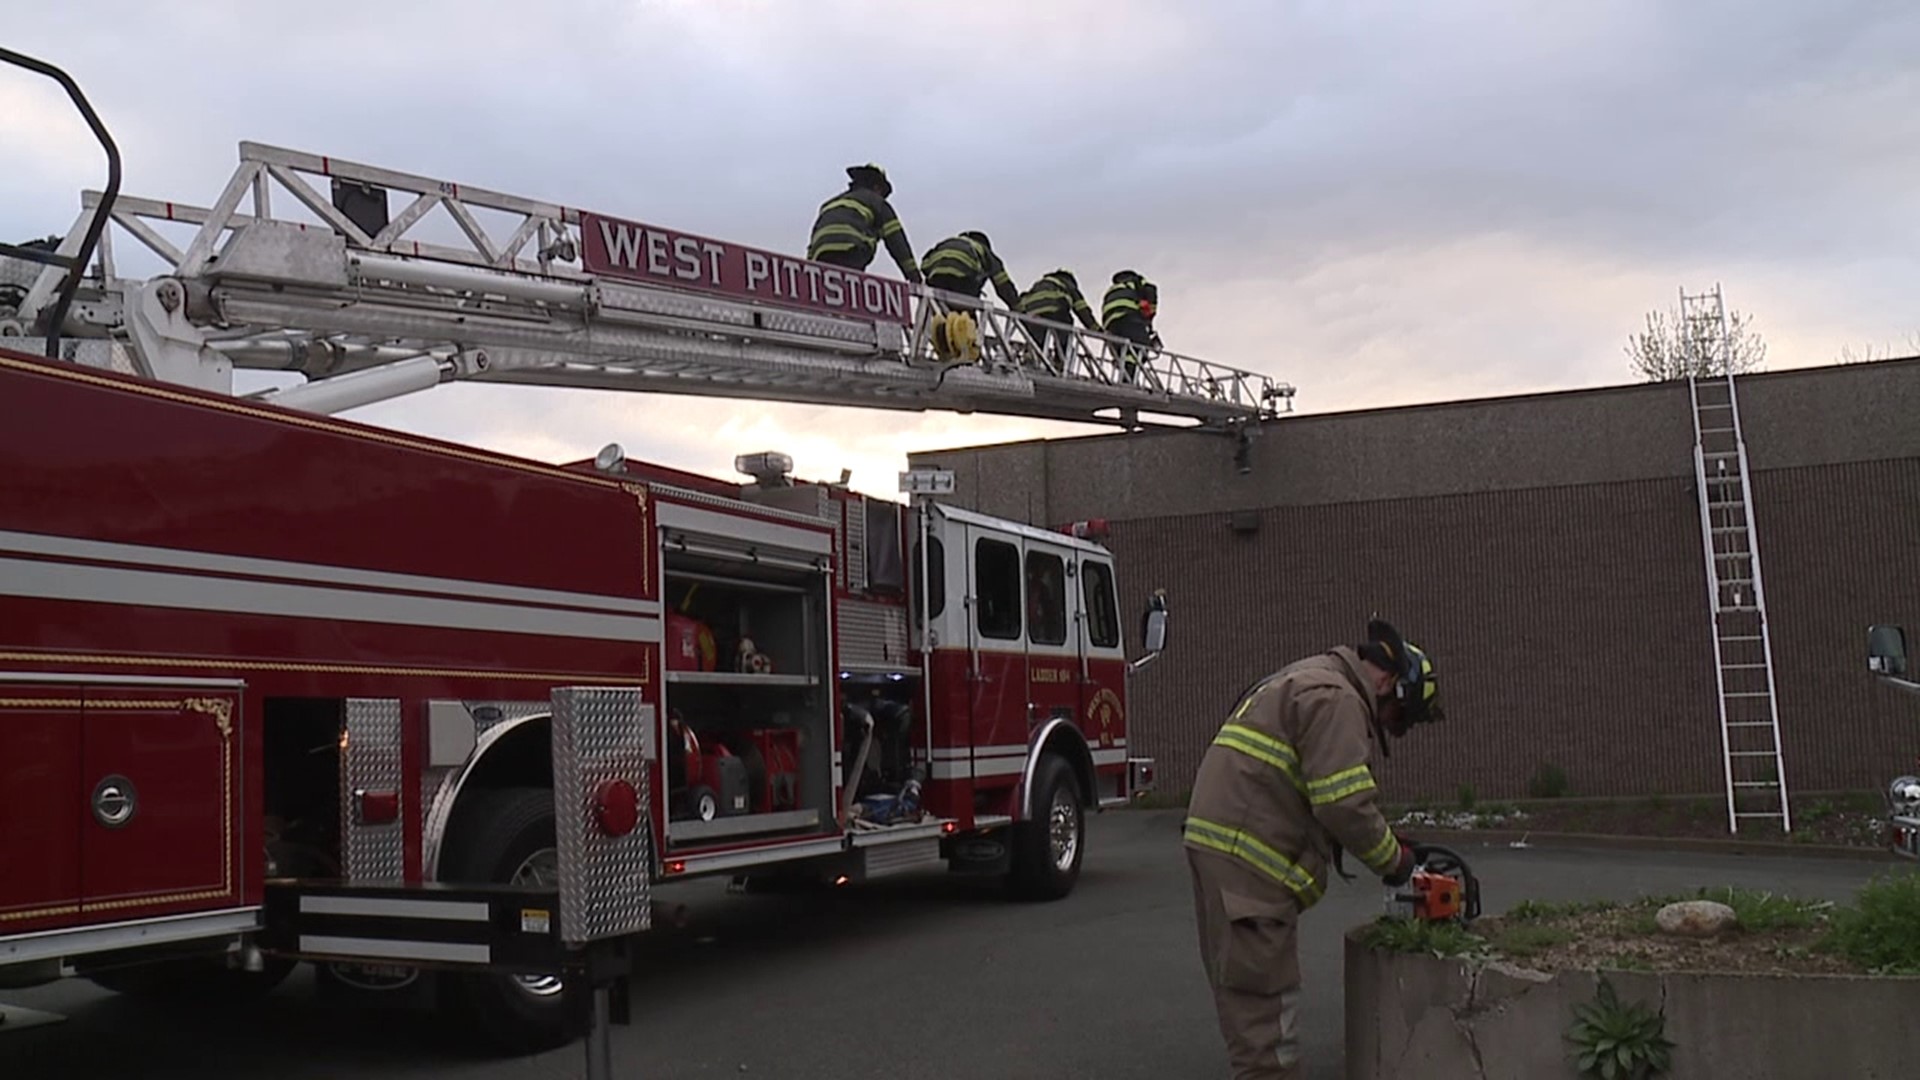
1691;886;1828;931
1528;762;1571;799
1492;923;1575;958
1359;917;1486;959
1821;869;1920;974
1457;783;1477;811
1564;975;1675;1079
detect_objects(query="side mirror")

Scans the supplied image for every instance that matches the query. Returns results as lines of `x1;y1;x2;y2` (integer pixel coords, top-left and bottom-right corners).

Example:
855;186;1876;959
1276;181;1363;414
1143;608;1168;654
1870;624;1909;677
1130;594;1168;674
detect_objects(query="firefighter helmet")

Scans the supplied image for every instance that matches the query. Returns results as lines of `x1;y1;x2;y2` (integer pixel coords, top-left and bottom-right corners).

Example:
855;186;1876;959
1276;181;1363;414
847;163;892;197
1365;617;1444;728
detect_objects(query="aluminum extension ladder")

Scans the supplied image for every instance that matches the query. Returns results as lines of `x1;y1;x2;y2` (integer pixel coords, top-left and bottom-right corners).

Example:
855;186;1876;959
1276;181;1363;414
1688;365;1790;834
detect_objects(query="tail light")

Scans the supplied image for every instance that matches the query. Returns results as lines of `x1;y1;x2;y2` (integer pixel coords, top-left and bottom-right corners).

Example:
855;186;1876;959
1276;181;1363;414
352;789;399;825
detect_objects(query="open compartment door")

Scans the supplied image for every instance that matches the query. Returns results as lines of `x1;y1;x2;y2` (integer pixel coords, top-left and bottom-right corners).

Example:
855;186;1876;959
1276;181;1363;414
549;687;653;947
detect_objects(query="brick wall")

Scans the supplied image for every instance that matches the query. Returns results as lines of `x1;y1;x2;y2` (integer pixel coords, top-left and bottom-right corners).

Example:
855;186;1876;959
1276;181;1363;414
914;359;1920;802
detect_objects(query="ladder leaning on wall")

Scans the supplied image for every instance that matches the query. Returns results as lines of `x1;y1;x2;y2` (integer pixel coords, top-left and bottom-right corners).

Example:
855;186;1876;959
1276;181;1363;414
1683;285;1790;835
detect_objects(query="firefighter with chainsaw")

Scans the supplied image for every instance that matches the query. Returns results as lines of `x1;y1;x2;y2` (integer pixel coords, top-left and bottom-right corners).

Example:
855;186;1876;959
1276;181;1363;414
1184;618;1446;1080
1015;268;1101;367
1101;269;1160;381
807;164;923;284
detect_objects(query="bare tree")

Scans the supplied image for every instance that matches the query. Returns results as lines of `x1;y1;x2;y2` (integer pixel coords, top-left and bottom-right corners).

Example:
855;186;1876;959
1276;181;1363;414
1624;304;1767;382
1833;332;1920;365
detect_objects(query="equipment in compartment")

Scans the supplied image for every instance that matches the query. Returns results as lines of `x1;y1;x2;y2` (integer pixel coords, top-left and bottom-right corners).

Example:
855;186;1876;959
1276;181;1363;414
666;711;749;821
666;585;721;672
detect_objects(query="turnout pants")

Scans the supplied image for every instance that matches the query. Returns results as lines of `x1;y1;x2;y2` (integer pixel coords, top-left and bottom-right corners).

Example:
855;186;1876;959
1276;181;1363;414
1188;847;1304;1080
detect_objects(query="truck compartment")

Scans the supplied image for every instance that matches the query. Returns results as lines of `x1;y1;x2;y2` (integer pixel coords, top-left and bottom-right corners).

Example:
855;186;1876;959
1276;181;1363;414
660;554;835;848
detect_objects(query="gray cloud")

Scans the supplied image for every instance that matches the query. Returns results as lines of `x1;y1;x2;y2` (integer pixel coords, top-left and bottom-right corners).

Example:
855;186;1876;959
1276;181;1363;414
4;1;1916;494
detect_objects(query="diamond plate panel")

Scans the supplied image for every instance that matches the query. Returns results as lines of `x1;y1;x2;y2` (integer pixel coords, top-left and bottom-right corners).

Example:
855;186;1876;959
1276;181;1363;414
846;498;868;593
342;698;404;882
551;687;651;946
838;600;911;671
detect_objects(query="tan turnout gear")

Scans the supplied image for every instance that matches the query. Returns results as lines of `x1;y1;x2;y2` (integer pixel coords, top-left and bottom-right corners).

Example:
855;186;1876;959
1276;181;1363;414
1184;645;1409;1080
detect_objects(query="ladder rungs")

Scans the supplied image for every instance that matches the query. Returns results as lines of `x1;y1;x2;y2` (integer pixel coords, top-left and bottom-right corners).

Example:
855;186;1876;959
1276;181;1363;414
1735;812;1786;819
1698;426;1736;434
1729;750;1777;757
1720;577;1754;586
1708;501;1745;509
1727;721;1775;728
1711;526;1747;534
1719;663;1768;670
1724;692;1771;698
1721;635;1763;642
1697;403;1734;410
1713;552;1751;559
1720;606;1761;612
1733;781;1778;789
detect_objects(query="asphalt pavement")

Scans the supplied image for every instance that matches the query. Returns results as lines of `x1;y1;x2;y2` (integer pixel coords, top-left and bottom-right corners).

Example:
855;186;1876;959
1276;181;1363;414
0;811;1893;1080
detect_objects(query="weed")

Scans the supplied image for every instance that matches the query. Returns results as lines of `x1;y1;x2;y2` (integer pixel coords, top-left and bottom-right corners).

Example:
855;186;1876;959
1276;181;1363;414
1493;924;1576;958
1608;953;1654;972
1821;869;1920;974
1359;917;1486;959
1690;886;1829;931
1802;798;1837;824
1457;784;1477;811
1564;975;1675;1079
1529;762;1572;799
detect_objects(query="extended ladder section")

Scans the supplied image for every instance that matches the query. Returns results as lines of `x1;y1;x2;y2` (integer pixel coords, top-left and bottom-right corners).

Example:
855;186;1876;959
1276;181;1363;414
4;142;1295;429
1684;289;1789;834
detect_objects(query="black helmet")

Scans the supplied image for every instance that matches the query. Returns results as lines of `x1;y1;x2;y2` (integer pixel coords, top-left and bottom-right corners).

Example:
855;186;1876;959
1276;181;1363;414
1112;269;1141;284
847;163;892;197
962;230;991;250
1050;269;1077;288
1363;617;1445;730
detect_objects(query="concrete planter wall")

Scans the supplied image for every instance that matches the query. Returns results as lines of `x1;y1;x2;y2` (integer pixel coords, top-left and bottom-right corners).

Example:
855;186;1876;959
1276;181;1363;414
1343;926;1920;1079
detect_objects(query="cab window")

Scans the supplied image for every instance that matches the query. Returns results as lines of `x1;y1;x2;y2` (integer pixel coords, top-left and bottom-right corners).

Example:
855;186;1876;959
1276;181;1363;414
1026;549;1068;646
1082;560;1120;648
975;538;1022;640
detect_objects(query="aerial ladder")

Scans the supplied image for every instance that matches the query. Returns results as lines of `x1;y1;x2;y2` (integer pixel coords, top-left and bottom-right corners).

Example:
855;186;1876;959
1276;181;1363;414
2;140;1297;432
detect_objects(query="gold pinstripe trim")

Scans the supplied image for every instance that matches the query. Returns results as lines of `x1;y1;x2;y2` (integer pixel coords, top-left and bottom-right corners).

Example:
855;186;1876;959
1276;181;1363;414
0;694;238;922
0;353;627;491
0;651;652;684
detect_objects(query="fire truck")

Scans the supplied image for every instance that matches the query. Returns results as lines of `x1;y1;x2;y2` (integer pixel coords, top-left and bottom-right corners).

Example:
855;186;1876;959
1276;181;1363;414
0;48;1291;1058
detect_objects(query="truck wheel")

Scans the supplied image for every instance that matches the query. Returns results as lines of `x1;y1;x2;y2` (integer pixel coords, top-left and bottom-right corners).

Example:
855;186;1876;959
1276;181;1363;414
438;787;572;1055
688;784;719;821
1007;754;1084;901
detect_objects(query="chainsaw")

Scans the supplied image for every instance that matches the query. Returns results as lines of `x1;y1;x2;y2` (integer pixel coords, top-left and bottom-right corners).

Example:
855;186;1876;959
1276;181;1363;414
1384;843;1482;924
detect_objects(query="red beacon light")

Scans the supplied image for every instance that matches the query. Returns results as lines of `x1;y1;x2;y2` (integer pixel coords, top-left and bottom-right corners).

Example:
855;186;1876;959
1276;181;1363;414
1058;519;1110;541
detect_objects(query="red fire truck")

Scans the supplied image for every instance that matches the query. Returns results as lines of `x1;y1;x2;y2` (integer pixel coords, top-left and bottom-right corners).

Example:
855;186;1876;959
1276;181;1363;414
0;47;1289;1058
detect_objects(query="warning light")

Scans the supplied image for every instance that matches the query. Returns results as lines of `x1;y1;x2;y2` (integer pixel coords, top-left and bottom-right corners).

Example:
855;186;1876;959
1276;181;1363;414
667;860;686;875
592;778;640;837
833;875;849;887
942;822;957;834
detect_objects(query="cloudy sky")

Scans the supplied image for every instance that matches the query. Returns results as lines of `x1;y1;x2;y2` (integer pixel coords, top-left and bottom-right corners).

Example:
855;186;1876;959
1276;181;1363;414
5;1;1916;496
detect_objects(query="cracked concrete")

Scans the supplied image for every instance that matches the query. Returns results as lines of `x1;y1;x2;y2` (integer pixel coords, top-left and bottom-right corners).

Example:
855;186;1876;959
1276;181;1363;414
1344;927;1920;1079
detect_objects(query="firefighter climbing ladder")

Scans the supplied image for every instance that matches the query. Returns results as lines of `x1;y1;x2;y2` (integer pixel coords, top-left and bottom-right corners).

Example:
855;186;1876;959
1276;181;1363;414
4;141;1295;430
1684;285;1790;834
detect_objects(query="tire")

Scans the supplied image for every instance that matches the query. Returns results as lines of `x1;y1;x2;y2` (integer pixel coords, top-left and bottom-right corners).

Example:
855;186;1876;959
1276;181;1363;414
1006;754;1085;901
437;786;573;1055
688;784;719;821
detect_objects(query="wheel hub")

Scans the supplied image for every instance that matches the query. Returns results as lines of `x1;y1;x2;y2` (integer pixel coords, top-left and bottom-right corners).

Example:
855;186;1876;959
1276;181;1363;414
1048;789;1079;871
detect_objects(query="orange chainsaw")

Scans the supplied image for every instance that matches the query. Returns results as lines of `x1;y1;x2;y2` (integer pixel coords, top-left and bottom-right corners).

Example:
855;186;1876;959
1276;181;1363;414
1386;843;1482;924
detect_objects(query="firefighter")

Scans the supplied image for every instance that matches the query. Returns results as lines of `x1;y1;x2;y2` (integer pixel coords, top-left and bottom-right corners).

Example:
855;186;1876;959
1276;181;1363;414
1100;269;1160;381
920;231;1023;309
807;164;923;284
1183;618;1445;1080
1015;268;1101;362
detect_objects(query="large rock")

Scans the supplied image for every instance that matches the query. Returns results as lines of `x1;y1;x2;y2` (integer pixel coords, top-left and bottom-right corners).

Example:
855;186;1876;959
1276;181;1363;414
1655;899;1737;937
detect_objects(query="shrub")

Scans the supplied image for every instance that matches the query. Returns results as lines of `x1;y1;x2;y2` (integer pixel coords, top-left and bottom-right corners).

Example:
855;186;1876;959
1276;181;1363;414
1822;869;1920;974
1457;783;1477;811
1529;762;1571;799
